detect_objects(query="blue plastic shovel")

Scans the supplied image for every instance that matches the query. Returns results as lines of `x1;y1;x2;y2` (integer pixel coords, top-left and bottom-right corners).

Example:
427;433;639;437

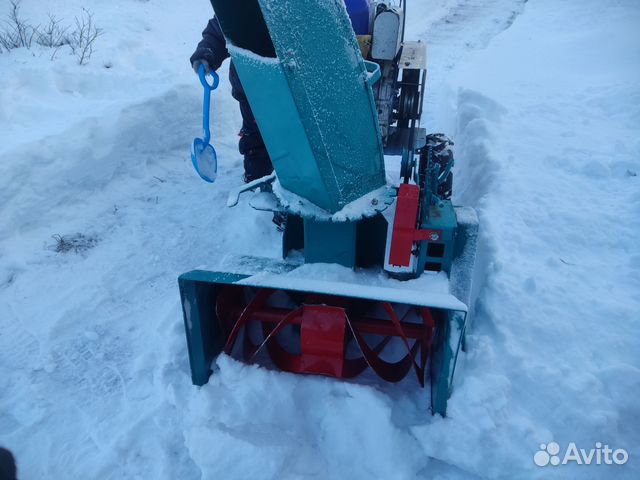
191;64;220;183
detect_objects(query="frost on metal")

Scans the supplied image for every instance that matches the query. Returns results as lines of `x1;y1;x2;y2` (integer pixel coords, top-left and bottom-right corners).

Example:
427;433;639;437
237;263;465;312
227;42;279;66
256;0;386;208
272;179;396;221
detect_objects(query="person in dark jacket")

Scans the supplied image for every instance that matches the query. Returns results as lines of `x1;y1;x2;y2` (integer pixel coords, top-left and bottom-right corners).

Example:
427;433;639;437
0;447;17;480
190;17;273;183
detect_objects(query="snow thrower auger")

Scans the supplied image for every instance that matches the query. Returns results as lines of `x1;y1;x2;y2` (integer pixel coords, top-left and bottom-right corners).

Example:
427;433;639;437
179;0;478;416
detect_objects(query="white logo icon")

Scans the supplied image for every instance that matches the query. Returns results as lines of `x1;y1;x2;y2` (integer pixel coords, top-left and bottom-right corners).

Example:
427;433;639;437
534;442;561;467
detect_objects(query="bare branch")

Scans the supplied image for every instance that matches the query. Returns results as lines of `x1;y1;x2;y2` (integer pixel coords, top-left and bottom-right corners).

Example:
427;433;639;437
0;2;102;64
36;14;69;48
68;8;102;65
0;0;37;50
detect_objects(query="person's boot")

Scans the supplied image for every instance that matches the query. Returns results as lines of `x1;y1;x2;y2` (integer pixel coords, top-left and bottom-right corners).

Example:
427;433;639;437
239;130;273;183
242;147;273;183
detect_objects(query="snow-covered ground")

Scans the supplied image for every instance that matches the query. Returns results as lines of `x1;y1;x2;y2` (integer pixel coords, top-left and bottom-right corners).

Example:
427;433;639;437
1;0;638;478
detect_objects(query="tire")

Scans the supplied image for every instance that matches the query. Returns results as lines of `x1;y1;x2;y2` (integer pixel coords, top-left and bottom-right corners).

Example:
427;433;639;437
420;133;454;200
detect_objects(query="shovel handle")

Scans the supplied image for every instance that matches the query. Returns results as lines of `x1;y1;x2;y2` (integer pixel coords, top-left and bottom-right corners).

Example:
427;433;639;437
199;64;220;90
198;65;219;145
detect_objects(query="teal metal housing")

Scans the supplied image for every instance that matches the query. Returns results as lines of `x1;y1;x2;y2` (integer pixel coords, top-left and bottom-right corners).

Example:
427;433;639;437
212;0;386;213
419;202;458;275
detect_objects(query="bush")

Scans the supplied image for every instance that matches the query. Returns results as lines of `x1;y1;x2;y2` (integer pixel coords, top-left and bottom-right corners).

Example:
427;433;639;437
0;0;37;51
36;14;69;48
68;9;103;65
0;1;102;65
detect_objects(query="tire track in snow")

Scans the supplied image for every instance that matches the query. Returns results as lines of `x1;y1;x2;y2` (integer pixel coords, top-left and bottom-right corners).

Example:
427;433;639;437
409;0;528;68
407;0;528;130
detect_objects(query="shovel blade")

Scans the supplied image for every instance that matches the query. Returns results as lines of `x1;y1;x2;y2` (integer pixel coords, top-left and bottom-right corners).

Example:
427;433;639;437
191;138;218;183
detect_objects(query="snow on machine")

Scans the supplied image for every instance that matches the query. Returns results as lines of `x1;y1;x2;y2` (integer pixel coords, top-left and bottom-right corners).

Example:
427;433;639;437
179;0;478;415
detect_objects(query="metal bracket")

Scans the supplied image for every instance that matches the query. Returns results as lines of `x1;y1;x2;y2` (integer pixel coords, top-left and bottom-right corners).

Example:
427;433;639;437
399;41;427;70
226;173;277;207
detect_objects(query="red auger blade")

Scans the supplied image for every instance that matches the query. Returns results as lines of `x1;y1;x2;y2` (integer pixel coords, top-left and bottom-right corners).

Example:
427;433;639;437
216;286;435;385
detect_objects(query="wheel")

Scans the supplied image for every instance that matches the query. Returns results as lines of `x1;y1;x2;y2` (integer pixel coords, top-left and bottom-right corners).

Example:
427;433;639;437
419;134;454;199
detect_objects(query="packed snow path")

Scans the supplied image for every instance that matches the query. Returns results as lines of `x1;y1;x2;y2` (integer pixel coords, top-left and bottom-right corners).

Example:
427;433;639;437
1;0;638;479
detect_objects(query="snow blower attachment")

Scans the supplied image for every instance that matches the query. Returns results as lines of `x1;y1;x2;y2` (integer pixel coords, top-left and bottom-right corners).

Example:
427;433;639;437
179;0;478;416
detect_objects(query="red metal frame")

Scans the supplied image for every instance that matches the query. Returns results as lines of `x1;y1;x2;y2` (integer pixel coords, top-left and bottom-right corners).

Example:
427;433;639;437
217;287;435;385
388;183;442;267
